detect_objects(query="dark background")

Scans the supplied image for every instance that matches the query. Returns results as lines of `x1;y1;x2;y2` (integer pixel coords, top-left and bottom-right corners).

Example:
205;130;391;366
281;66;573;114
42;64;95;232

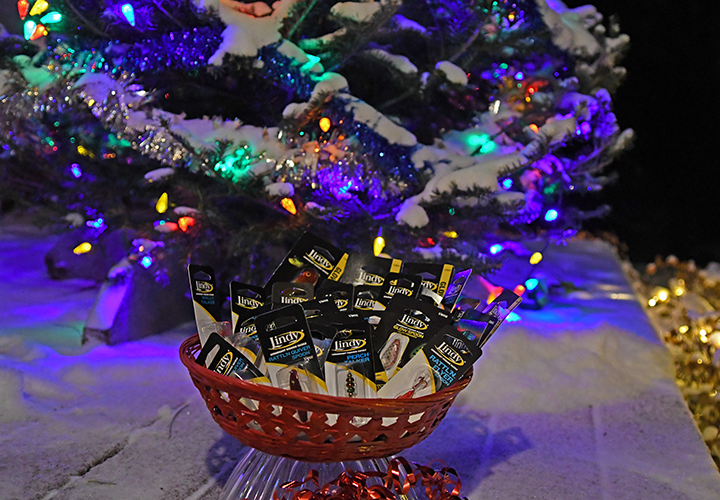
1;1;718;265
569;0;720;265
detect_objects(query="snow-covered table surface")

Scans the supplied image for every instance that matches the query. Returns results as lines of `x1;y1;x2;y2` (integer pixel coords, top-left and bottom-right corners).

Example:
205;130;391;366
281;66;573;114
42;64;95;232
1;224;719;500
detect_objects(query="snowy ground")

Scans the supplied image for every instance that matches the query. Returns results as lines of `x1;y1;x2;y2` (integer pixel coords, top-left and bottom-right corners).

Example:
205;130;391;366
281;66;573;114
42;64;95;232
1;222;719;500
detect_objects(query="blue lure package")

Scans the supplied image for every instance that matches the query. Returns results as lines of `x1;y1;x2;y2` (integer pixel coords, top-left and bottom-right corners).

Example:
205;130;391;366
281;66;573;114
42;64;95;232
377;325;481;399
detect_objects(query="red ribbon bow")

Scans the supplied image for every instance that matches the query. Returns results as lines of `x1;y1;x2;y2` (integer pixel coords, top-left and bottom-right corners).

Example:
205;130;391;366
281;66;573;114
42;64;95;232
272;456;464;500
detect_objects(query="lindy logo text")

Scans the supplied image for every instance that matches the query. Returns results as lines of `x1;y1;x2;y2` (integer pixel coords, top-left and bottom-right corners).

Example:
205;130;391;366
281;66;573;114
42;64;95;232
399;314;428;330
306;249;333;270
435;342;464;366
269;330;304;350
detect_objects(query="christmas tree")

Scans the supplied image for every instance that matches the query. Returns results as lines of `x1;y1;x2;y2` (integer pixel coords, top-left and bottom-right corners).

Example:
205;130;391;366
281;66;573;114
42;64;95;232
0;0;632;286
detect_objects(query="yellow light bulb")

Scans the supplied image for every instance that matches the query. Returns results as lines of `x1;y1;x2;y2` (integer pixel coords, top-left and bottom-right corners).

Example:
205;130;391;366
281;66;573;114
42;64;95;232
73;242;92;255
443;231;458;238
674;287;684;296
29;0;49;16
155;192;169;213
679;325;689;334
77;145;94;158
648;298;657;307
529;252;543;265
373;236;385;257
281;197;297;215
319;117;331;133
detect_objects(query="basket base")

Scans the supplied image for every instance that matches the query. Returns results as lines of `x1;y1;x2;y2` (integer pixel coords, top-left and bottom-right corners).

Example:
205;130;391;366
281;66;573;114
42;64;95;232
219;447;423;500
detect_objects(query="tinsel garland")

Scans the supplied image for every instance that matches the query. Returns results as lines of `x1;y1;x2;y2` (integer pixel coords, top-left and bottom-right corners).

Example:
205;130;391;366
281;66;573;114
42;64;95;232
123;26;224;73
625;257;720;467
274;456;464;500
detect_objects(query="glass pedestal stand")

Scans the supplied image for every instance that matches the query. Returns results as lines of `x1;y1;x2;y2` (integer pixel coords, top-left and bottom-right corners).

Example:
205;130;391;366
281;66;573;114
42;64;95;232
219;447;422;500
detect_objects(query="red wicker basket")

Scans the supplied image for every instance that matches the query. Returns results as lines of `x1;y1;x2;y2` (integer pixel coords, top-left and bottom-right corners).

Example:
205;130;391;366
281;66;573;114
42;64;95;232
180;334;472;462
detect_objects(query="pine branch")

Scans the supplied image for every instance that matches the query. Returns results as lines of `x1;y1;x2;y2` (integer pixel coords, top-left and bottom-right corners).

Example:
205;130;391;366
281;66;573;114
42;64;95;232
153;0;186;28
286;0;322;40
65;0;111;38
448;25;481;63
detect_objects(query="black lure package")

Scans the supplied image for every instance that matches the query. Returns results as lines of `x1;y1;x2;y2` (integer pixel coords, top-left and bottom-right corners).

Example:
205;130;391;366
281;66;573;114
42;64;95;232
380;273;423;301
377;325;481;399
271;282;314;305
325;323;377;398
458;290;522;348
441;269;473;311
339;253;402;287
230;281;268;333
353;285;387;312
300;297;339;322
255;304;328;394
316;280;355;312
374;295;453;386
265;232;348;290
197;333;270;384
401;262;455;299
188;265;223;345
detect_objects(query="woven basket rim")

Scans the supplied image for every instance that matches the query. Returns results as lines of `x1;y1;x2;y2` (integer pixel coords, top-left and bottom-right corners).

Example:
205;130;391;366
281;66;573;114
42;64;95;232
179;334;472;410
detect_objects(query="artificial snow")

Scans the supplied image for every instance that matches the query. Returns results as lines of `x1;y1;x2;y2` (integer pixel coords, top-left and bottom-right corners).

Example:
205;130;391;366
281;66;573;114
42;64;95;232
277;40;311;66
169;119;287;160
2;222;720;500
366;49;418;75
534;114;577;146
265;182;295;197
13;55;58;90
340;94;417;147
144;167;176;182
392;14;427;33
394;199;430;228
173;207;200;216
397;142;524;227
330;1;382;22
536;0;602;59
435;61;468;86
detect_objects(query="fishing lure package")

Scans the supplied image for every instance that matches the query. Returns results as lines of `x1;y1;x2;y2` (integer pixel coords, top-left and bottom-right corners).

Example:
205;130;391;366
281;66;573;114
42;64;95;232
339;253;402;288
401;262;455;299
324;323;377;399
197;332;270;385
227;318;264;367
271;282;314;305
301;297;340;321
230;281;268;334
458;290;522;348
188;265;223;345
316;280;355;312
373;295;453;388
255;304;328;395
352;285;387;312
377;325;481;399
265;232;348;290
441;269;473;311
380;273;423;301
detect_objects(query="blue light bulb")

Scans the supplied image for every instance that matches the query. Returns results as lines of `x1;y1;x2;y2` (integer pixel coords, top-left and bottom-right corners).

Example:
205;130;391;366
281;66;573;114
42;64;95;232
121;4;136;26
501;178;513;190
525;278;539;291
70;163;82;178
544;209;558;222
140;255;153;268
490;244;504;255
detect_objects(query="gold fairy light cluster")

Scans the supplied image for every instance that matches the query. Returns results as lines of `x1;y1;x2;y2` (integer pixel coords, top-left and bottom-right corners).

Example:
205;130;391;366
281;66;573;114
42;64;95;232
626;256;720;467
